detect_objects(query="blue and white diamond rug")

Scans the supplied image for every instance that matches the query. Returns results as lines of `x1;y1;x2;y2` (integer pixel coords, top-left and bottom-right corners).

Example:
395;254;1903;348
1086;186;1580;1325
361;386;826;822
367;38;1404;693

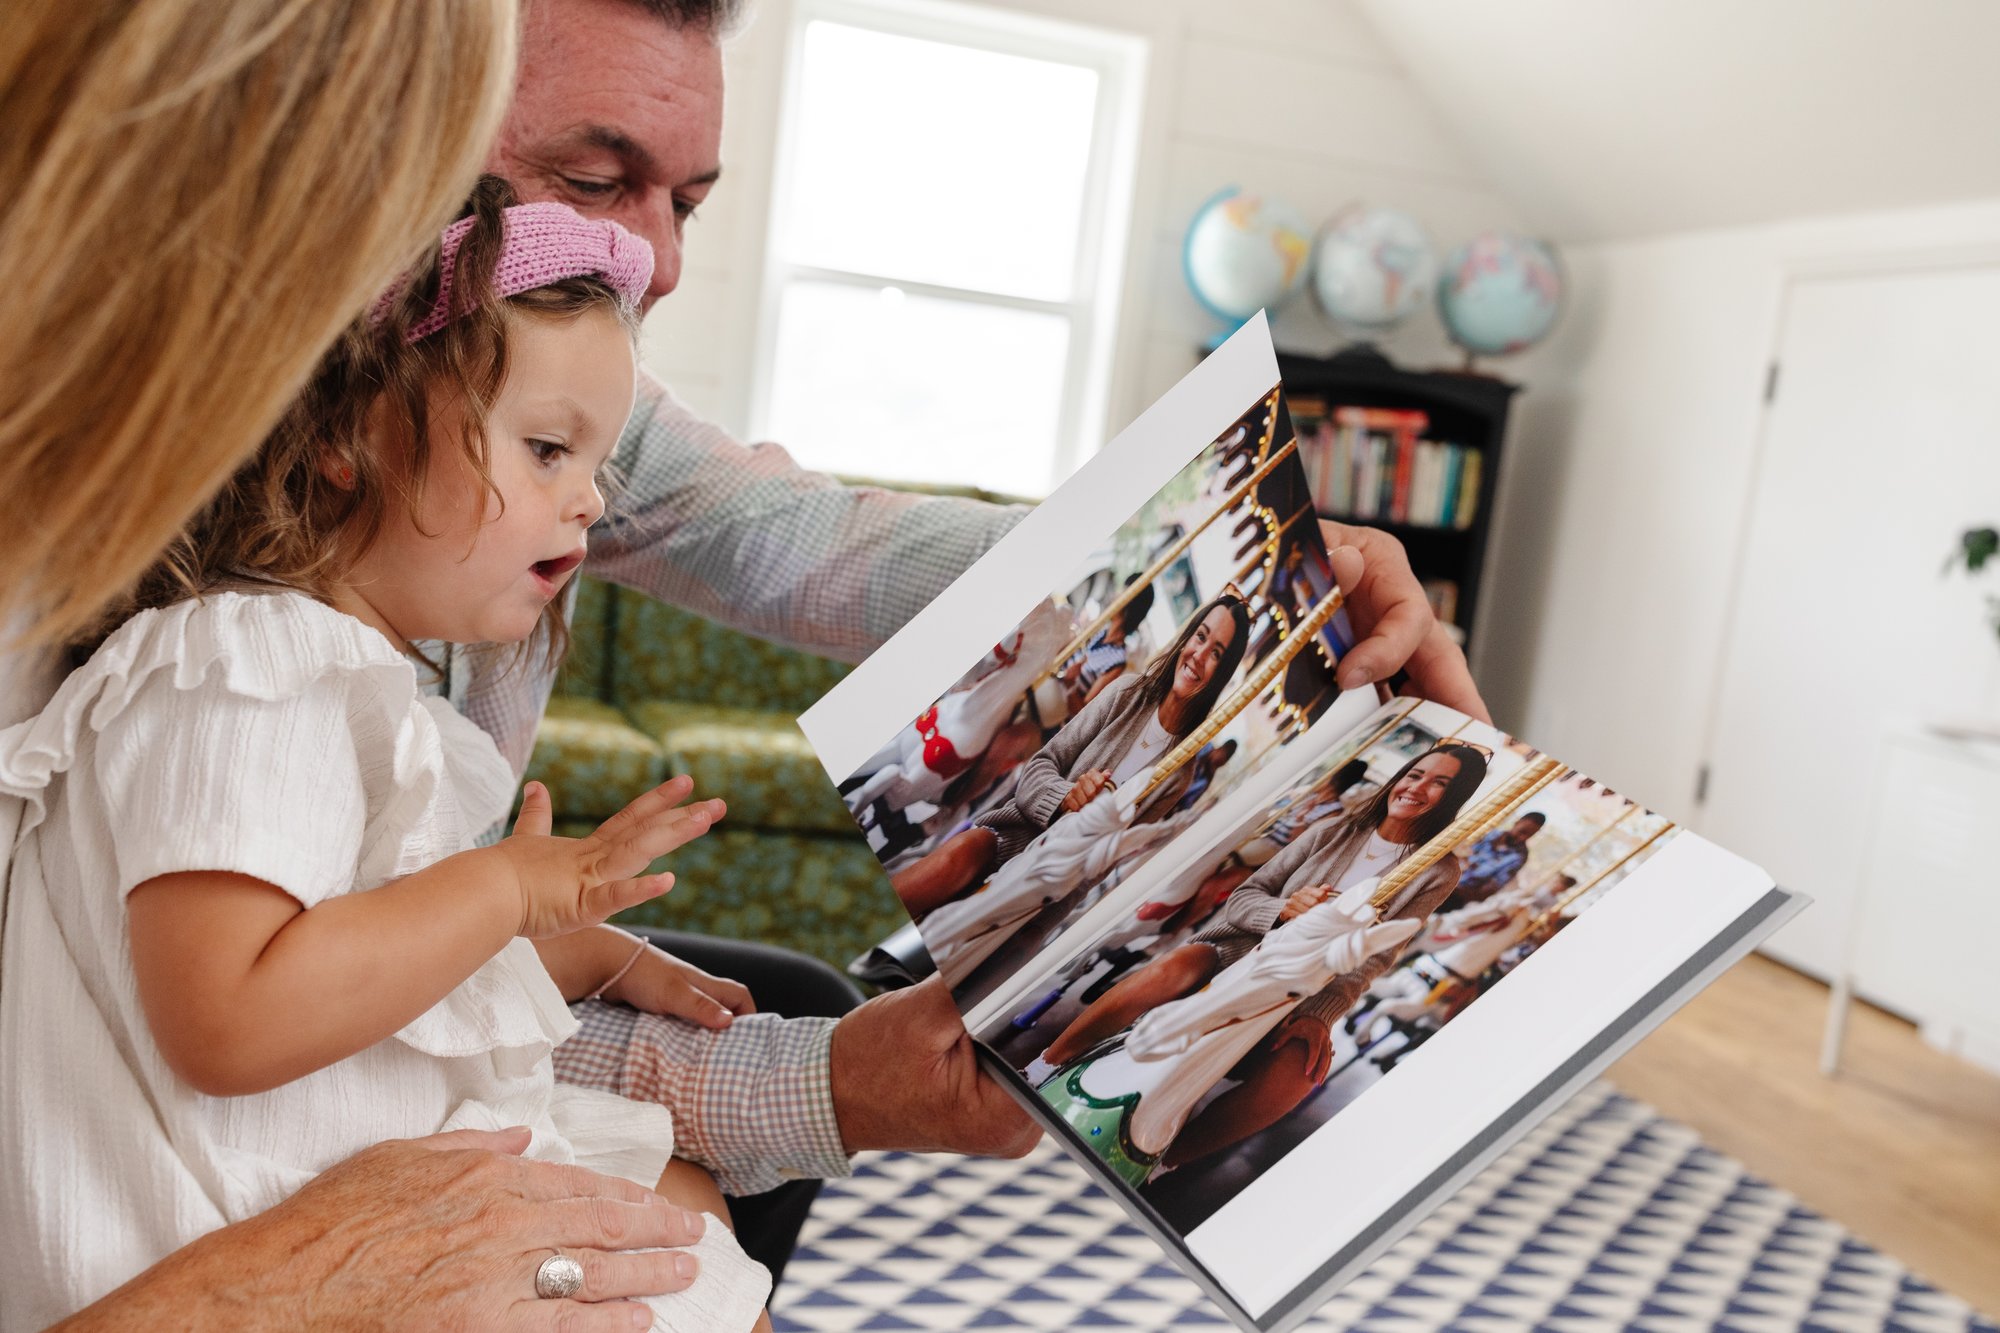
773;1082;1995;1332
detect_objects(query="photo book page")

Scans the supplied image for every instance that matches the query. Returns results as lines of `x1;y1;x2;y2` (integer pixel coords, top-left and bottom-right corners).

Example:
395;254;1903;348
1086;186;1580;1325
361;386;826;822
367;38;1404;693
799;313;1806;1333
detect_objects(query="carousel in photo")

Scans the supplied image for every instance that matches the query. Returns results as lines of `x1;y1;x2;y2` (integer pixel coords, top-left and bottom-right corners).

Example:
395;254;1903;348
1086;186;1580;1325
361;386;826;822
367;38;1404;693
993;697;1681;1229
832;386;1359;1004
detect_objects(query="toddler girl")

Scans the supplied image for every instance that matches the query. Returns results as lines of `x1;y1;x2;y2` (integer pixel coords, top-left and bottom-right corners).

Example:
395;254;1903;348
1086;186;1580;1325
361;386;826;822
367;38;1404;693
0;178;771;1331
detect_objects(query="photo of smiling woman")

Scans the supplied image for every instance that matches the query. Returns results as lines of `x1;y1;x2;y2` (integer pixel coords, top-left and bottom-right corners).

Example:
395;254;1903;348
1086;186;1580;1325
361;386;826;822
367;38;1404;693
892;592;1253;920
1027;742;1491;1080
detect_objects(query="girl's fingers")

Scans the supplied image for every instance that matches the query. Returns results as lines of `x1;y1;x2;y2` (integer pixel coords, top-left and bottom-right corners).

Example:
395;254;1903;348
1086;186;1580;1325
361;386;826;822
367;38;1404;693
592;800;721;884
679;986;737;1029
703;975;755;1016
513;782;554;839
621;800;723;862
584;872;674;925
596;774;696;840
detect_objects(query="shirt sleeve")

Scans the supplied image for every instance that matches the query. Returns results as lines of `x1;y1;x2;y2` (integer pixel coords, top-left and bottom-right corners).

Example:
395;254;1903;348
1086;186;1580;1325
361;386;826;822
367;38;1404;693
1221;825;1329;934
1004;673;1137;831
584;373;1028;663
92;673;368;910
553;1000;850;1198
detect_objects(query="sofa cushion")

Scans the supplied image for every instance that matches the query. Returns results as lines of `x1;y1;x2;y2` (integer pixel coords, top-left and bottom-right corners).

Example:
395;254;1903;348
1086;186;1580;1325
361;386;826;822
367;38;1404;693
557;822;898;972
526;696;667;821
552;576;616;702
629;700;855;834
612;597;850;714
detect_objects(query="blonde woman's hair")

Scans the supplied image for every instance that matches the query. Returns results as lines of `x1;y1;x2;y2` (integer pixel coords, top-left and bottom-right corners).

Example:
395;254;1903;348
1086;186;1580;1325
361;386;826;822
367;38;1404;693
0;0;520;648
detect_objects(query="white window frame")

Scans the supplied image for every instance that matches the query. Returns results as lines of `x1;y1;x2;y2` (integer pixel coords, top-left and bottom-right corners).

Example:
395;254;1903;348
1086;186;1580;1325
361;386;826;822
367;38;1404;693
747;0;1147;494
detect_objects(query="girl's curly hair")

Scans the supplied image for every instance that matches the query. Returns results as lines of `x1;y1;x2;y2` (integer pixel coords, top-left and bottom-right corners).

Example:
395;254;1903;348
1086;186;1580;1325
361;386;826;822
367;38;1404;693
97;177;638;670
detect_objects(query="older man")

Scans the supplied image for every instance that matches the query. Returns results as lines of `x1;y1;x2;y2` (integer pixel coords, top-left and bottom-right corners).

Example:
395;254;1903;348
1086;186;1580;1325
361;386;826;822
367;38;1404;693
62;0;1486;1324
487;0;1491;1269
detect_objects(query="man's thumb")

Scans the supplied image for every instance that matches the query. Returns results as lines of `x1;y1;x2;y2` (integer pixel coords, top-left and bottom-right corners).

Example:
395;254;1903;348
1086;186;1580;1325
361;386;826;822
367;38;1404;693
514;781;553;837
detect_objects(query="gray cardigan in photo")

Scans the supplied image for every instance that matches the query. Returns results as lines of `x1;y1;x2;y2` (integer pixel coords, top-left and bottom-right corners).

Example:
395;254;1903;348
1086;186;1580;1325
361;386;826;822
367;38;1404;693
972;673;1195;861
1193;810;1464;1025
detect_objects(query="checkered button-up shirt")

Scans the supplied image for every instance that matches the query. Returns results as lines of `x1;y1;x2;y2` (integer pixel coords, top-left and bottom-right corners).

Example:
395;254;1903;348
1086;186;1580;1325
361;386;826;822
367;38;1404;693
457;373;1024;1194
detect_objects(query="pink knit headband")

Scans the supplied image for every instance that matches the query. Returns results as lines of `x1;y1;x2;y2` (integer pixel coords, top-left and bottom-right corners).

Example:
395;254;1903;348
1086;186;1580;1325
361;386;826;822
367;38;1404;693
372;202;655;341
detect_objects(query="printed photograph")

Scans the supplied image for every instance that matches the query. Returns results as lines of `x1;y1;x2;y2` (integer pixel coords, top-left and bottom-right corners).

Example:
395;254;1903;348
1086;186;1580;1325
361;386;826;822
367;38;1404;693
834;385;1356;1003
975;697;1679;1230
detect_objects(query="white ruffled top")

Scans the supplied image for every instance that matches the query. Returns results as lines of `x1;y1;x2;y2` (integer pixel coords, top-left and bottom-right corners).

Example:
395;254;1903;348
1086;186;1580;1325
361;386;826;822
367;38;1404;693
0;590;764;1330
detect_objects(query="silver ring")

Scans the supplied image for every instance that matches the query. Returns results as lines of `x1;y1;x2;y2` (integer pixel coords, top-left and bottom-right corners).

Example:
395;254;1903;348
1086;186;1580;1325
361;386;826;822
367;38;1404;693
535;1251;585;1300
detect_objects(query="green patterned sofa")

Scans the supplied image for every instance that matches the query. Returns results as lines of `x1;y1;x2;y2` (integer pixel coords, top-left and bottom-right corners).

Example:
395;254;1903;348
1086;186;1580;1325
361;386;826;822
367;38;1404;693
528;576;898;970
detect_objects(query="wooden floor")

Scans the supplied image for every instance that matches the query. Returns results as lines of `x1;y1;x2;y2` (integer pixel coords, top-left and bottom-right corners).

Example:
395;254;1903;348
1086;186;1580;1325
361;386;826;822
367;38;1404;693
1609;954;2000;1317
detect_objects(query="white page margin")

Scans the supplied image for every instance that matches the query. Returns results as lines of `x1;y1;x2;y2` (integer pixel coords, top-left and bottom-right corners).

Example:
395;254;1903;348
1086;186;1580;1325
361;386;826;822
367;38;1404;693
799;312;1280;781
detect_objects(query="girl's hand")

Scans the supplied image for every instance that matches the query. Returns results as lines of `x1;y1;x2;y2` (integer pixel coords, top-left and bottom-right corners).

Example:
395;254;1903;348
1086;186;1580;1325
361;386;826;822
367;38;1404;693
1059;769;1116;814
604;945;756;1030
498;776;724;939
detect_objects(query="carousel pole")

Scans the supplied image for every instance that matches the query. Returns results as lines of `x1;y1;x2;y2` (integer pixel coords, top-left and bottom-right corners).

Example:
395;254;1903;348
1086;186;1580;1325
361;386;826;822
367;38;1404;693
1369;756;1567;913
1132;583;1347;807
1521;803;1639;896
1031;435;1301;690
1525;820;1677;934
1230;501;1318;591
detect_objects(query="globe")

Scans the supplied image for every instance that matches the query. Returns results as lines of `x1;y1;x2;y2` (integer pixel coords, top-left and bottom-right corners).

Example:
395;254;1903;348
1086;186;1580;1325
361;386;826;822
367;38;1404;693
1182;189;1312;327
1310;204;1438;333
1436;232;1563;357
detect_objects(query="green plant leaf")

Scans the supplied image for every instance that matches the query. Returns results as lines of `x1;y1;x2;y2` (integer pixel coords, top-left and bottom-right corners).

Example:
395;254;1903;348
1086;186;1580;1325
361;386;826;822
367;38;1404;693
1964;526;2000;572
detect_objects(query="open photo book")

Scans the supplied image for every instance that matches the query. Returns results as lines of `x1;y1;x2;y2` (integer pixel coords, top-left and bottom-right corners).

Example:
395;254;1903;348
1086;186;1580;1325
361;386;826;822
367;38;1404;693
797;313;1807;1333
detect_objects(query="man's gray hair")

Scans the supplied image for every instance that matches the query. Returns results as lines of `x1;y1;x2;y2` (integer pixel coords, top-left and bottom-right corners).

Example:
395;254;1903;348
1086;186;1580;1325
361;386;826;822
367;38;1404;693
620;0;748;36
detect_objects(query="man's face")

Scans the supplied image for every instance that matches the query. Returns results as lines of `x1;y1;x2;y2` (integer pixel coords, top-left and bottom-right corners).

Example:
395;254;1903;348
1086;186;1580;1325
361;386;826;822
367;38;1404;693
493;0;726;310
1507;818;1541;845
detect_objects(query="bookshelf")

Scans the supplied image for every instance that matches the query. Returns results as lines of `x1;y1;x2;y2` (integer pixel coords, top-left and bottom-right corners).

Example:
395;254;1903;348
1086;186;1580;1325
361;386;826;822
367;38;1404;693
1276;345;1518;657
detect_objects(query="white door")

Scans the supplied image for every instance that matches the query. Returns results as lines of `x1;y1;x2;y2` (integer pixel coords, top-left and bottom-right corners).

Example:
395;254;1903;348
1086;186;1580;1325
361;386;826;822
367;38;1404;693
1697;262;2000;986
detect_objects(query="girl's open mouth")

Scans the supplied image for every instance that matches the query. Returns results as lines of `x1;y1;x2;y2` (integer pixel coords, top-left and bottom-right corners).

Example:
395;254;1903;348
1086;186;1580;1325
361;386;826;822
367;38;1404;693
532;551;585;584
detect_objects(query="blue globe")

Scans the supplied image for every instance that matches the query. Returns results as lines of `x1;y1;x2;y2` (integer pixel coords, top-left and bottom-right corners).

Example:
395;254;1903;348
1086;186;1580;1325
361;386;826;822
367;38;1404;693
1311;205;1438;334
1436;233;1563;357
1182;188;1312;327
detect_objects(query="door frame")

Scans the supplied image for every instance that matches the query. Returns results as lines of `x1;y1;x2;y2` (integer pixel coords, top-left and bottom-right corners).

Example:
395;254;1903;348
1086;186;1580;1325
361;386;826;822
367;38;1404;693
1688;243;2000;974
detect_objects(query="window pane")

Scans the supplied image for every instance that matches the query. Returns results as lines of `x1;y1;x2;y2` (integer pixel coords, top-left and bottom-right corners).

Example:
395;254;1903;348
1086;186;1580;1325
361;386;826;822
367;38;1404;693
765;279;1069;495
784;21;1099;301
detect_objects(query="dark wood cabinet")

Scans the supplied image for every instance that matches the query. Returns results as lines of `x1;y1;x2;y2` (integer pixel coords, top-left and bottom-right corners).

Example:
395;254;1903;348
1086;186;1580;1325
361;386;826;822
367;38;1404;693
1275;345;1517;657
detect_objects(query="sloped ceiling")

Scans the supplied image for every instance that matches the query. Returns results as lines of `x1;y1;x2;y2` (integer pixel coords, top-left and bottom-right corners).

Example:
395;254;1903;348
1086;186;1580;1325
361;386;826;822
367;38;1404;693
1351;0;2000;243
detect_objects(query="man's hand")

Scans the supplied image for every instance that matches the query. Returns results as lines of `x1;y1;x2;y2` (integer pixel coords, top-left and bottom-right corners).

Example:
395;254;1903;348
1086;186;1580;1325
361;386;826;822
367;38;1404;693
828;976;1042;1158
1321;522;1491;723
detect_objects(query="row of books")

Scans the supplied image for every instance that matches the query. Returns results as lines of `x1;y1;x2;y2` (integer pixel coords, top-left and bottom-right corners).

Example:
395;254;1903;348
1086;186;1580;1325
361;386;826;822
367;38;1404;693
1292;402;1484;530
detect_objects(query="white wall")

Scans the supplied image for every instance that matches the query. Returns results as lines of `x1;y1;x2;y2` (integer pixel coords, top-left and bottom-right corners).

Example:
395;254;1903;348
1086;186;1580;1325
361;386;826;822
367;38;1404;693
1476;198;2000;819
644;0;1528;455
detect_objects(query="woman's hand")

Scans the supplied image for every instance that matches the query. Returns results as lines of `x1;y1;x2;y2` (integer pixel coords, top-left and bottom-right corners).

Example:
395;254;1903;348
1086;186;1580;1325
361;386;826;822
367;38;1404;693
604;943;756;1031
53;1128;706;1332
1321;524;1491;723
1059;769;1116;814
1278;882;1338;924
497;776;723;939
